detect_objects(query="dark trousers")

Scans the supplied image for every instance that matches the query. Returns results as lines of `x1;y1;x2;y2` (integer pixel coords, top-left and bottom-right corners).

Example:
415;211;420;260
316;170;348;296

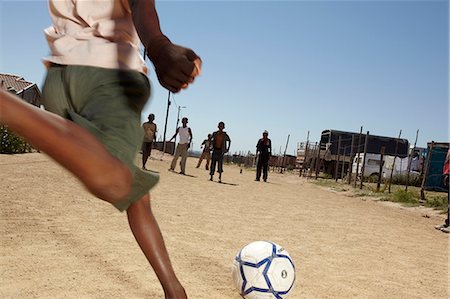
256;154;269;181
142;141;153;166
210;149;224;175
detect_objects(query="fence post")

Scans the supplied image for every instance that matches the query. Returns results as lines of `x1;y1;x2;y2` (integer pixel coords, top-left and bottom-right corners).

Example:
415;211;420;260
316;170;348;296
315;142;322;179
335;136;342;182
359;131;370;190
300;131;310;177
354;126;363;188
388;130;402;193
420;141;434;202
341;145;348;180
347;135;355;184
377;146;385;192
308;142;318;178
406;129;419;192
301;141;309;177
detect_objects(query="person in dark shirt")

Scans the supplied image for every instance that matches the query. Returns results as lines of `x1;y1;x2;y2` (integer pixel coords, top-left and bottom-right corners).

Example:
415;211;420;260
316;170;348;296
209;122;231;183
255;130;272;182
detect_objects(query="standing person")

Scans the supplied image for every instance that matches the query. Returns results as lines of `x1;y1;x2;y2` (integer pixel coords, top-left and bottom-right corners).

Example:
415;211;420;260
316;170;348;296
436;149;450;233
0;1;202;298
169;117;192;175
196;134;212;170
142;113;157;170
255;130;272;182
209;122;231;183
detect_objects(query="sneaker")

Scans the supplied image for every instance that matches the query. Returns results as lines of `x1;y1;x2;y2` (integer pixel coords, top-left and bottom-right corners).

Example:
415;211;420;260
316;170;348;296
435;224;449;232
255;178;260;181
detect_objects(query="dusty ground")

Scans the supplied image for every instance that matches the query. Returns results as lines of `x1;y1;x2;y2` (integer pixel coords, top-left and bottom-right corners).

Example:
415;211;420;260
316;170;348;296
1;152;448;299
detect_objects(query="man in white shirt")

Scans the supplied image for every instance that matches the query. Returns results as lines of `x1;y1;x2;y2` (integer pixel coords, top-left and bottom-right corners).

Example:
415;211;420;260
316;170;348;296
169;117;193;175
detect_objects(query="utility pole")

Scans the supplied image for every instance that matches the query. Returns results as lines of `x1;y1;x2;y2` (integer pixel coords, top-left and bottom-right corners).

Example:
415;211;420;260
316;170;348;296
175;105;187;135
162;91;171;156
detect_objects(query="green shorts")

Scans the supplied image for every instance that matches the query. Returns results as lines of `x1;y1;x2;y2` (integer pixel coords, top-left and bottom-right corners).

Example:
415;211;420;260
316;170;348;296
42;64;159;211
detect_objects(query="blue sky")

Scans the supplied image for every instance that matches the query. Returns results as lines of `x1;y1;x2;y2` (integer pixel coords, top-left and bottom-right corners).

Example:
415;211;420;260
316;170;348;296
1;0;448;155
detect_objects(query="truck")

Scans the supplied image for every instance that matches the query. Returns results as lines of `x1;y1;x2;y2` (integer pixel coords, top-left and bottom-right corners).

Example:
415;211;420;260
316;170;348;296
318;129;409;178
352;152;422;179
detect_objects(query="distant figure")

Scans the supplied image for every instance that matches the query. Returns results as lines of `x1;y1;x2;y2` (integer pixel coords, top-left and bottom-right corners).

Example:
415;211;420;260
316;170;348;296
141;113;157;170
255;130;272;182
444;149;450;229
436;149;450;233
169;117;192;175
209;122;231;183
196;134;212;170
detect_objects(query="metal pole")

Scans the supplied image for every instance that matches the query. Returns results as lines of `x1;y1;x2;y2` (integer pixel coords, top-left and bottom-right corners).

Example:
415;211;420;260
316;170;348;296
354;126;363;187
388;129;402;193
347;135;355;184
359;131;370;190
341;145;346;180
300;131;310;177
162;91;171;155
335;136;342;181
406;129;419;191
281;134;290;173
420;142;434;202
377;146;385;192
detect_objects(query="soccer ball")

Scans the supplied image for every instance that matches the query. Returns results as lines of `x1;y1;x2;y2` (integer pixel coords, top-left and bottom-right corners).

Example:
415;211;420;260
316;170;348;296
232;241;296;299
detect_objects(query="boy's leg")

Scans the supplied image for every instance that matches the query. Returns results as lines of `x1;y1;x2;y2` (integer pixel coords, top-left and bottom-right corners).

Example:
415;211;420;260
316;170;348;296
217;154;224;174
256;158;262;180
180;144;188;173
0;89;131;204
263;161;268;181
142;142;150;169
205;153;210;170
217;154;224;182
196;152;204;168
170;144;181;170
127;194;186;299
209;151;218;178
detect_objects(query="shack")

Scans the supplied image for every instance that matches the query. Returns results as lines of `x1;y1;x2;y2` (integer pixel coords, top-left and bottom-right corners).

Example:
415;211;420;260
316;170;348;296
421;142;449;195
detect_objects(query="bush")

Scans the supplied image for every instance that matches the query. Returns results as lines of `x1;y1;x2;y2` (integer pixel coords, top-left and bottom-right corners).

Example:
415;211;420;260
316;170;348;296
424;194;448;211
0;125;34;154
382;189;420;205
389;173;422;187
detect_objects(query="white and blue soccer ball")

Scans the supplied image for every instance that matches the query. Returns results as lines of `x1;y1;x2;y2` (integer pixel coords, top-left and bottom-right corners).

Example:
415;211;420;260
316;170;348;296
232;241;296;299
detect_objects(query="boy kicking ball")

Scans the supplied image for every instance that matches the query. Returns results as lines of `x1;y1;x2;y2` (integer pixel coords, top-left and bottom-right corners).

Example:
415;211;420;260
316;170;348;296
0;0;201;298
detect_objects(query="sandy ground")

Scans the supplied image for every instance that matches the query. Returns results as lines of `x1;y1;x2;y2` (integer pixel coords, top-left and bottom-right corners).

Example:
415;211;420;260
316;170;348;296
1;151;448;299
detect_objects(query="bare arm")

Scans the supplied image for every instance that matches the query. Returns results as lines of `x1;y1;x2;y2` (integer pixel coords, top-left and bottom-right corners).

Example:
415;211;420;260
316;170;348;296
226;135;231;153
168;128;179;142
269;139;272;155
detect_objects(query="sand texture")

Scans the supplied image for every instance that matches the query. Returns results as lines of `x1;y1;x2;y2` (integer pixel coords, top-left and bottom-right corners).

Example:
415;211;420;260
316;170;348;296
1;152;448;298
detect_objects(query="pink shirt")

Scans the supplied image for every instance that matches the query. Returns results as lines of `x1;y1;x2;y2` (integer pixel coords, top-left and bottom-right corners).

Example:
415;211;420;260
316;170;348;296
44;0;147;74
